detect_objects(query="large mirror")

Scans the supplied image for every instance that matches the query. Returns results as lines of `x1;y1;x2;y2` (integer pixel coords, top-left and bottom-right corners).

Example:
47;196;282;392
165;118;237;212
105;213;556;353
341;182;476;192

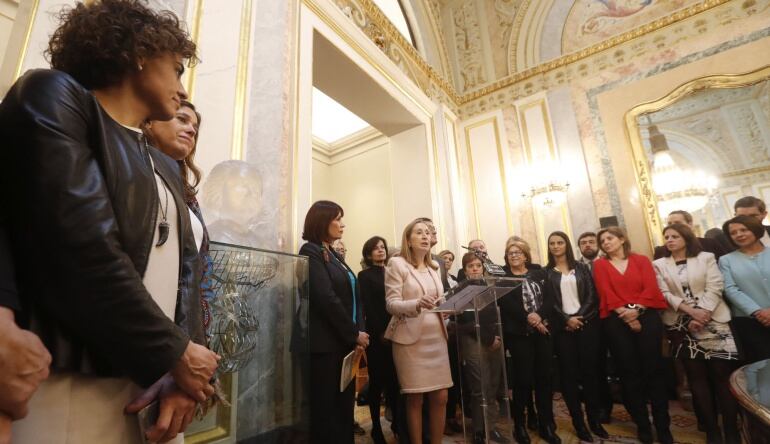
625;66;770;247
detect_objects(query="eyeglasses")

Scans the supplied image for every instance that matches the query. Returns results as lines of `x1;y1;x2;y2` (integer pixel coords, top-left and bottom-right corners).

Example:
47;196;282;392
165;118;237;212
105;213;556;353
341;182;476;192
507;251;524;257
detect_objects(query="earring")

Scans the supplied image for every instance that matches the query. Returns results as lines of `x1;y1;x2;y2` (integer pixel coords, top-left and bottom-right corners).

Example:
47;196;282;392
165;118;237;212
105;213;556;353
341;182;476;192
138;64;143;71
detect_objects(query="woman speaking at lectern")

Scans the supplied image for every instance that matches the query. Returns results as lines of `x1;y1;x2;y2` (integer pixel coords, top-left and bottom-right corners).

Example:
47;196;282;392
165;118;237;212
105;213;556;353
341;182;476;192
385;219;452;444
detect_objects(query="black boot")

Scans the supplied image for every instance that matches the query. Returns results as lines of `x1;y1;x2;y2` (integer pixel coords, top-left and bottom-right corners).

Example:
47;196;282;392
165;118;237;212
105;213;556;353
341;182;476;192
724;428;741;444
706;429;724;444
474;431;486;444
637;424;654;444
656;427;674;444
513;424;531;444
539;424;562;444
588;419;609;439
526;410;539;431
572;419;593;442
370;424;387;444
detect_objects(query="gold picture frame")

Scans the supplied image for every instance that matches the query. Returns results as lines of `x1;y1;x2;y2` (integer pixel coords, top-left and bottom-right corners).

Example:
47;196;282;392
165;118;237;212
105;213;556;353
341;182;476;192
623;65;770;249
184;372;235;444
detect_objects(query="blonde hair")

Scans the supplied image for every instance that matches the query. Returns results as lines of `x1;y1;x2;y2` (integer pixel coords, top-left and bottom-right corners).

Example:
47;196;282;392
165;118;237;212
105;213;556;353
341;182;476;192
505;241;532;267
399;219;438;270
505;235;528;250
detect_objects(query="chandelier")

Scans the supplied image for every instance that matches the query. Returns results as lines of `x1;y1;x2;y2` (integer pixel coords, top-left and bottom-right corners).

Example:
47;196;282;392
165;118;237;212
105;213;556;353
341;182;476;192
646;120;718;215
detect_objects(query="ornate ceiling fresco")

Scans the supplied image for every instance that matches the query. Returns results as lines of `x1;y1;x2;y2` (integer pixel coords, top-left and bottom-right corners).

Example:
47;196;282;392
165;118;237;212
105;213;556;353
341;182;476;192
328;0;770;115
561;0;700;54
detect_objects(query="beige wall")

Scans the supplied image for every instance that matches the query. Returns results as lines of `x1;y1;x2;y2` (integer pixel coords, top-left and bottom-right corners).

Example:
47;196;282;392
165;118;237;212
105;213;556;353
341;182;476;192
0;0;18;74
312;142;396;272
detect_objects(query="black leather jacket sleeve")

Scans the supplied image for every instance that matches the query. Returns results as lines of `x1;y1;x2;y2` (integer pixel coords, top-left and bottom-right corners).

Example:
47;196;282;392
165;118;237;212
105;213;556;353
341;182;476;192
0;225;18;311
575;263;599;321
0;71;189;386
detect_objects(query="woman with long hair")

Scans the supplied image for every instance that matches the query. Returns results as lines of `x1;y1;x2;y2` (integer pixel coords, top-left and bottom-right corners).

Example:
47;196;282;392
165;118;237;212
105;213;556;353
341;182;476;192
544;231;608;441
498;240;559;444
653;224;738;444
299;201;368;444
144;100;214;329
385;219;452;444
358;236;401;444
1;1;219;442
593;227;671;444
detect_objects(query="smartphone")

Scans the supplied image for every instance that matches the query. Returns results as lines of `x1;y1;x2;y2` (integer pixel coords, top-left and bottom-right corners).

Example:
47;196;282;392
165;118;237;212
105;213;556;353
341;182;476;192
136;400;160;443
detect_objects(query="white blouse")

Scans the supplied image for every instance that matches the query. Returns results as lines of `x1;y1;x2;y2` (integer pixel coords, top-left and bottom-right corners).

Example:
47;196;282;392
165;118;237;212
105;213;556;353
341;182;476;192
560;270;581;315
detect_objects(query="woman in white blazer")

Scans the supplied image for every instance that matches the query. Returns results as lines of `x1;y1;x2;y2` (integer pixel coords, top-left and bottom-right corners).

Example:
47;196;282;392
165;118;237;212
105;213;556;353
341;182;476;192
653;223;739;444
384;219;452;444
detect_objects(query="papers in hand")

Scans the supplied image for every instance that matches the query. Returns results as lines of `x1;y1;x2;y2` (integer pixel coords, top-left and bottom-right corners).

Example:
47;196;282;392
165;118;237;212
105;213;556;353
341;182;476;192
340;349;362;392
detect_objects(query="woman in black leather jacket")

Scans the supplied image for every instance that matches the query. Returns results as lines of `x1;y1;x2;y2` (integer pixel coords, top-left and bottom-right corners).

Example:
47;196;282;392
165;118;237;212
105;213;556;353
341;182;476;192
499;240;559;444
544;232;608;442
0;1;218;442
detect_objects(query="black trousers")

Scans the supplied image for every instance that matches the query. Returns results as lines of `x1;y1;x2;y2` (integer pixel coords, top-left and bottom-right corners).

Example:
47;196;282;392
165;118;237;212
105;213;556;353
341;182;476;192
505;332;554;428
445;329;462;421
731;316;770;363
555;320;601;423
603;311;670;432
310;351;355;444
367;341;405;436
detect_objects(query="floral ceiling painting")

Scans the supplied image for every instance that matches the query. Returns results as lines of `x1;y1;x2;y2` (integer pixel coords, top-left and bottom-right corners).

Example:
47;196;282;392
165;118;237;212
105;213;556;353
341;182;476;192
561;0;698;54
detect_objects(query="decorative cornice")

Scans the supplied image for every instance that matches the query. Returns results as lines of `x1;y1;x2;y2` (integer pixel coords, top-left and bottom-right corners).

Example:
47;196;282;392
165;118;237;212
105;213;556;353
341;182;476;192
312;127;388;165
324;0;741;112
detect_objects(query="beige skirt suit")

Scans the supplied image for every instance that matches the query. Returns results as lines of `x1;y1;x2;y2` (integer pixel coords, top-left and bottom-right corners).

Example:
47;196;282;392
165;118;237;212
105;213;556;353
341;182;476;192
384;256;453;393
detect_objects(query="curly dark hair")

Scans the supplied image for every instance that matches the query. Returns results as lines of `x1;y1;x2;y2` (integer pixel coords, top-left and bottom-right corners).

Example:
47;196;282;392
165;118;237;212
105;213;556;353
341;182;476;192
46;0;198;89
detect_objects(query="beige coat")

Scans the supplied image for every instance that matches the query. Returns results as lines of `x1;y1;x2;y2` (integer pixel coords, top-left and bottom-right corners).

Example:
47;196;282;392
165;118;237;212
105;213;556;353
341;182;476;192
384;256;446;345
653;251;731;325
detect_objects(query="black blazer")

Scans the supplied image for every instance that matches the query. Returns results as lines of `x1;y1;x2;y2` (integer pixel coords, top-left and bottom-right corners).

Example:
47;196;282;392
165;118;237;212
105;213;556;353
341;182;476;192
544;263;599;327
498;267;553;337
653;236;728;261
300;242;364;353
358;266;389;343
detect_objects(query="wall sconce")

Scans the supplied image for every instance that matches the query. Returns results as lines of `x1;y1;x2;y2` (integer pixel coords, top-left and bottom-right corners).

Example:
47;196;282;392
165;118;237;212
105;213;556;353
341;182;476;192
519;161;570;208
522;182;570;207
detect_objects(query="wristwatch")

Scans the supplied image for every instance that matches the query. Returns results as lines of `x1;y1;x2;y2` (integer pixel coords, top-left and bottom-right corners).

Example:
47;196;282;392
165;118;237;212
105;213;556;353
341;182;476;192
626;303;646;315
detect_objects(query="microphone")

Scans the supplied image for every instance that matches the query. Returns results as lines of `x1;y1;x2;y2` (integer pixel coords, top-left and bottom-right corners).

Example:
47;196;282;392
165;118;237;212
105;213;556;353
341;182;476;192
461;245;506;276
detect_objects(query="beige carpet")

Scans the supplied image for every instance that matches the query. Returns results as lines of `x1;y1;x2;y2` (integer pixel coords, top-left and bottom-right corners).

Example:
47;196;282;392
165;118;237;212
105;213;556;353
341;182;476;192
354;395;707;444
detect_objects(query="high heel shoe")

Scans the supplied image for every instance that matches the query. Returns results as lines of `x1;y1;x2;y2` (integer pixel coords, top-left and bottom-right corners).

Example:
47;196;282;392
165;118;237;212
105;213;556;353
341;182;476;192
539;424;562;444
513;424;531;444
588;420;610;439
573;420;593;442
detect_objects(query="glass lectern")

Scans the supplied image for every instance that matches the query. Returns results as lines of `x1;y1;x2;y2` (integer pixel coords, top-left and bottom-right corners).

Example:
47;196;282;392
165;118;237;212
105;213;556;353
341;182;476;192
435;277;523;443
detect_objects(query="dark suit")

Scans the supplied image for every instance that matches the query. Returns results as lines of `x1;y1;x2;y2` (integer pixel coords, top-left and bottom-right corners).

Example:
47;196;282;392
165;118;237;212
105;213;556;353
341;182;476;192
654;236;728;261
545;264;603;424
433;253;450;291
498;267;555;427
300;241;364;444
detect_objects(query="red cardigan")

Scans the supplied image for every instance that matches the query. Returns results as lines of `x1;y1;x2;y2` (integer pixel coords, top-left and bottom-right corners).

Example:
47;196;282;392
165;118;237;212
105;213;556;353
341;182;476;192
593;253;667;318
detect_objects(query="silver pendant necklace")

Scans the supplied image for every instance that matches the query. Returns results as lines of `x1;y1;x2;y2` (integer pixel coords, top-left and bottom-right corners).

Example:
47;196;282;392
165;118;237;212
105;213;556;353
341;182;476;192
142;136;171;247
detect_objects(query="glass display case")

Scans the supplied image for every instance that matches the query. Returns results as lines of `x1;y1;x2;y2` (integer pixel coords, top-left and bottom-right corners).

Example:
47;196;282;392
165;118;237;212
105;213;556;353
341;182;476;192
439;277;521;443
185;242;309;444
